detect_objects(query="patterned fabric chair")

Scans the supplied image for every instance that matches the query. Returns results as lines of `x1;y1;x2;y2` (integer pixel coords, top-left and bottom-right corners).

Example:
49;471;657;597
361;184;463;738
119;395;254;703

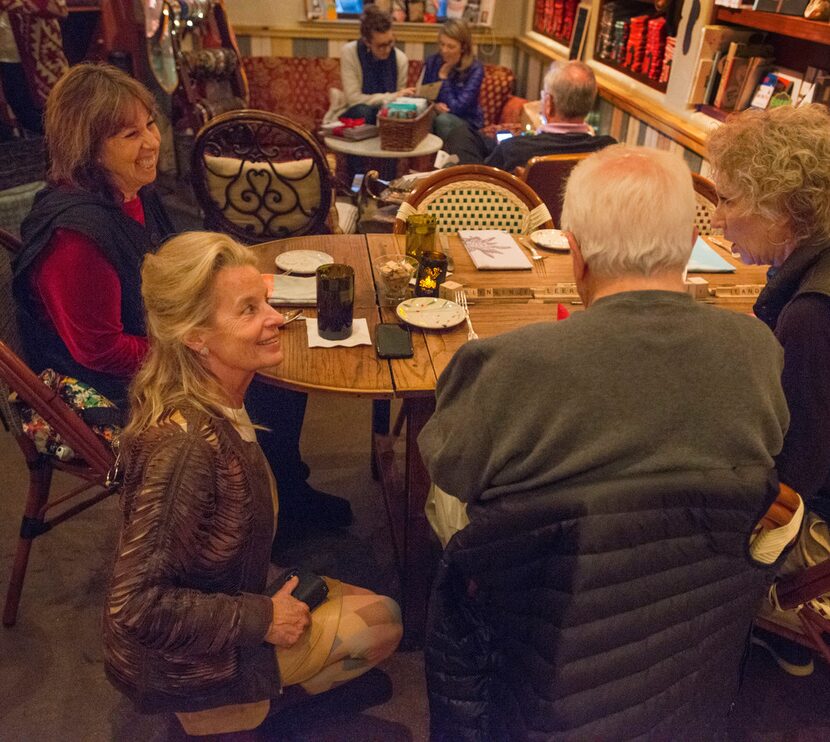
0;230;117;627
392;165;553;235
692;173;719;236
191;109;336;243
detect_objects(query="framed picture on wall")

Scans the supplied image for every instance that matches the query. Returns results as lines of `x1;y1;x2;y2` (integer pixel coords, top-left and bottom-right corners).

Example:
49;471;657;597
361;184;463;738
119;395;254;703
569;4;590;61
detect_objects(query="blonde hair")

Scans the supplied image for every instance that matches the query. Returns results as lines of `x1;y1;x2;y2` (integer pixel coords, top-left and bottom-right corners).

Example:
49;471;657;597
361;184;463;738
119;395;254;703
439;19;474;72
124;232;258;443
45;63;157;201
561;145;696;277
707;104;830;245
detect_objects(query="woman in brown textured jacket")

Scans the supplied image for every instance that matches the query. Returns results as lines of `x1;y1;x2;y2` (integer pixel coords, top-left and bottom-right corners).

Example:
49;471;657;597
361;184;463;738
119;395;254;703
103;232;402;736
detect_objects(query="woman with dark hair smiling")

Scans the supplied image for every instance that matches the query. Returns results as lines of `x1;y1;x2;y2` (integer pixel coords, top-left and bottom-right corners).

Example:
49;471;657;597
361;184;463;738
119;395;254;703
12;62;173;408
13;63;353;529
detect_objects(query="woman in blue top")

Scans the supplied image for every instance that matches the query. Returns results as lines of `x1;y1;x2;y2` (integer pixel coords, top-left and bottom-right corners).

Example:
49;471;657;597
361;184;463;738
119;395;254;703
422;19;484;141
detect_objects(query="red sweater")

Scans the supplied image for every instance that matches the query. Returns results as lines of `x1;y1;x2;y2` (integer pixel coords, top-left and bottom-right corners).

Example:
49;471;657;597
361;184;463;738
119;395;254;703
29;196;149;379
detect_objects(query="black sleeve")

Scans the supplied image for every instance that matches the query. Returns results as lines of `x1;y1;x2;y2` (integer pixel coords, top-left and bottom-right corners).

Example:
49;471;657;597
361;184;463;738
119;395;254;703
774;293;830;501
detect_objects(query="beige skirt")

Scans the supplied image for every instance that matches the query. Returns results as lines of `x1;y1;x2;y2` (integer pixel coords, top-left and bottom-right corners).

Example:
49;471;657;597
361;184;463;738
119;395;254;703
176;577;343;736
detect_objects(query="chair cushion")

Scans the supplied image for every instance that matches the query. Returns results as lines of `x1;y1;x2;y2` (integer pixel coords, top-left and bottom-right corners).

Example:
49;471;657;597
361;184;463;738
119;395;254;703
15;369;119;460
204;155;323;237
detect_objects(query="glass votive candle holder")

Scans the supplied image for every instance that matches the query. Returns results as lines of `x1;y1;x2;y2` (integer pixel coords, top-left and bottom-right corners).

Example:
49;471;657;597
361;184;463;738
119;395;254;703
414;251;448;298
405;212;437;261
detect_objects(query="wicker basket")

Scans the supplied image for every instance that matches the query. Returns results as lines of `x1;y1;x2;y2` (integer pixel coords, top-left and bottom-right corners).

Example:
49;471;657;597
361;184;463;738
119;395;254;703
378;105;434;152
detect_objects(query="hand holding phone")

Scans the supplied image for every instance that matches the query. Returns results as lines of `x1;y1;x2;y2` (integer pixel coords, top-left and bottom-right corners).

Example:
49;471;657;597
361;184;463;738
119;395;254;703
265;576;310;648
376;323;414;359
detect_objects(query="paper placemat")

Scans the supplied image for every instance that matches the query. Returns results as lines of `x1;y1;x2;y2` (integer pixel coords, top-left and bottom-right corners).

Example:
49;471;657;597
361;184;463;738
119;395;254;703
686;236;736;273
306;318;372;348
263;274;317;305
458;230;532;270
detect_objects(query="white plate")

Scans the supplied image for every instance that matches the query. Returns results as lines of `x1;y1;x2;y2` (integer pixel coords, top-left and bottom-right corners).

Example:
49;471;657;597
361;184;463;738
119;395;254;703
274;250;333;275
396;297;466;330
530;229;570;252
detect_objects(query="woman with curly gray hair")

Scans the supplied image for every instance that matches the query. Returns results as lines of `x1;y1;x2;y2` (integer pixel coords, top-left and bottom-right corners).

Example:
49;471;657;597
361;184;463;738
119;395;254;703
708;103;830;676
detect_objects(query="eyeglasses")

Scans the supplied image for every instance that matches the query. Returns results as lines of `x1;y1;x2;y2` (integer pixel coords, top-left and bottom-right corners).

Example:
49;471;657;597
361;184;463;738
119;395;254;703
370;38;396;51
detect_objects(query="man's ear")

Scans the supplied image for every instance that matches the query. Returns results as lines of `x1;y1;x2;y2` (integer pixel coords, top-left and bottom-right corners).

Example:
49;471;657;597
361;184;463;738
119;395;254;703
543;93;554;121
567;232;585;281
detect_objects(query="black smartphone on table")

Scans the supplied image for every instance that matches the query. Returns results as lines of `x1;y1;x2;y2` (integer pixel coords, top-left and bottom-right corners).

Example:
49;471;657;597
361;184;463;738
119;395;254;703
376;323;414;359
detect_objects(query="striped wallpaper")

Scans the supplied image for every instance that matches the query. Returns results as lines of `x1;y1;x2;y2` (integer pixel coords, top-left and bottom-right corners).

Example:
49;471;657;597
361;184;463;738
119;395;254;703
235;34;516;70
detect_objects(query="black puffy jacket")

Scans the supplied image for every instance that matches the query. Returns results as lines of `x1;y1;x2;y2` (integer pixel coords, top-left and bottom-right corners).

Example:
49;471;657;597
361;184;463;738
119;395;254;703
425;467;778;741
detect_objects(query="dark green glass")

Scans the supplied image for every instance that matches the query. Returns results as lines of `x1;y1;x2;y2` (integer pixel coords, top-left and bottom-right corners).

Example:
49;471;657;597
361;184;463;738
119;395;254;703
316;263;354;340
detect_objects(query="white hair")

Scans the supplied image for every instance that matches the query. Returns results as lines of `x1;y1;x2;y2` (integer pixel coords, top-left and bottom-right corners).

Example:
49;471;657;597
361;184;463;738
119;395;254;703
543;61;596;120
561;145;696;277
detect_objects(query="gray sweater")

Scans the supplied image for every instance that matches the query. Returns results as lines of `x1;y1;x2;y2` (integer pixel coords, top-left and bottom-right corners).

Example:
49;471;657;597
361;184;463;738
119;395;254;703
419;290;789;504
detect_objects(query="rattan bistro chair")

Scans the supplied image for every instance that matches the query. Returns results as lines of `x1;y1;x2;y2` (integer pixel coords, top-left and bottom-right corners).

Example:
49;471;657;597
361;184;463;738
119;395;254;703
393;165;553;235
0;232;117;627
755;559;830;667
192;109;335;244
692;173;720;236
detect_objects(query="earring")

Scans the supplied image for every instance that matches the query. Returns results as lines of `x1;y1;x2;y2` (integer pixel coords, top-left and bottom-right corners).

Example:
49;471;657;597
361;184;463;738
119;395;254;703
199;346;210;357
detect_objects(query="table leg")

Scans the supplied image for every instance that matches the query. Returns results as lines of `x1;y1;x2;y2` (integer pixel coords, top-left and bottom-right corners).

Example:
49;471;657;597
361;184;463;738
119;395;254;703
401;396;439;647
371;400;390;480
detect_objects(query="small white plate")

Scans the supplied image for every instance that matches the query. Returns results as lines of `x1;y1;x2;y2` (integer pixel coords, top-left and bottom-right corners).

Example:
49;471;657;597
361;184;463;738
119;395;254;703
274;250;333;275
396;297;466;330
530;229;570;252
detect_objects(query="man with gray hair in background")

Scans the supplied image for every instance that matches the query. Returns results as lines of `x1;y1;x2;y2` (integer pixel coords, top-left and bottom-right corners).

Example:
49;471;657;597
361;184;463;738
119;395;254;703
419;145;791;739
441;60;616;171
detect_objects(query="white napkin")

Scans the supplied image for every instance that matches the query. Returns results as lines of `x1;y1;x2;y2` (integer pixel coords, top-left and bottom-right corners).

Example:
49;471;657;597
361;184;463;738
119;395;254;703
263;274;317;305
306;318;372;348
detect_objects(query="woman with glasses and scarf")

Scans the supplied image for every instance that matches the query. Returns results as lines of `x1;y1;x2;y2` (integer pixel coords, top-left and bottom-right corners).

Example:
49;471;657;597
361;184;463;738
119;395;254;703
336;4;414;126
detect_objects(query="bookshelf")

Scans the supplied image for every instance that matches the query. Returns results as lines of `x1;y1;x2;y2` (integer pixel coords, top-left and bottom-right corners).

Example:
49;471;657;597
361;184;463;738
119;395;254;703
713;8;830;44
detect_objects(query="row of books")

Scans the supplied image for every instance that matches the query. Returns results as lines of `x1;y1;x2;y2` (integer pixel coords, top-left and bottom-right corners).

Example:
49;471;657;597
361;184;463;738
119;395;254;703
596;4;674;85
532;0;580;43
688;25;830;116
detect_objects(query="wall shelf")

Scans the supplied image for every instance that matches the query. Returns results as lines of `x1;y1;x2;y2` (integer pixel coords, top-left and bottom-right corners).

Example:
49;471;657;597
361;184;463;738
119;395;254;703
714;8;830;44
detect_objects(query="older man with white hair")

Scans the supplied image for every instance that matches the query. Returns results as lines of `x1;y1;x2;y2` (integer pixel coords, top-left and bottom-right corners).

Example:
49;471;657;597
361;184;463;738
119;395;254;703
419;145;791;741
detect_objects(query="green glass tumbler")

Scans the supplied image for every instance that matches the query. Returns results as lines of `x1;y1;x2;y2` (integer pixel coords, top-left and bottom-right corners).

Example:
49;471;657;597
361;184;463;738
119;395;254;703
316;263;354;340
405;213;437;261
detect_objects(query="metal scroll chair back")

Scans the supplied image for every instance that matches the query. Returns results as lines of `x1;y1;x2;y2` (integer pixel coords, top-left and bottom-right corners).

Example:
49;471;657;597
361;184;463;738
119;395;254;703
393;165;553;235
0;233;117;627
521;151;592;228
192;109;334;243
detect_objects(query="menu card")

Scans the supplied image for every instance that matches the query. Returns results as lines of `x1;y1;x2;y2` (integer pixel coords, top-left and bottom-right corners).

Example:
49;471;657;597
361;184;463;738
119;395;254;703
458;230;532;270
686;236;736;273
